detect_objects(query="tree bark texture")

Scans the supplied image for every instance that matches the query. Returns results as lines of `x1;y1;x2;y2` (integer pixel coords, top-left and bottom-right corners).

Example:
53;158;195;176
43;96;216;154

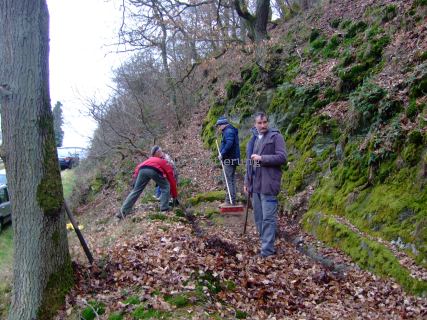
0;1;71;319
234;0;270;42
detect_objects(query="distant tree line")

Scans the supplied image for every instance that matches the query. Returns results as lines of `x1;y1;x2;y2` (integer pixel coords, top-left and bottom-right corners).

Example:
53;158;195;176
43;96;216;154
88;0;319;160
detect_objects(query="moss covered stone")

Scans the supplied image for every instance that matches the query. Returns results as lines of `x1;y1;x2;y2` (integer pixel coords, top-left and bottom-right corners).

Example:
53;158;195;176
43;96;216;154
188;191;226;206
303;211;427;295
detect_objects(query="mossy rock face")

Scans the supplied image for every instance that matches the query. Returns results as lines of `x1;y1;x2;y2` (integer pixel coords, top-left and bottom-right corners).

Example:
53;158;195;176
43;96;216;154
303;211;427;295
348;82;386;131
267;56;300;86
310;154;427;266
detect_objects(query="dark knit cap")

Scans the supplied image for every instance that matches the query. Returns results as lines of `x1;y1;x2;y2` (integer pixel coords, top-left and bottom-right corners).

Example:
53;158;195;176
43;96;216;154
215;116;228;126
150;145;161;156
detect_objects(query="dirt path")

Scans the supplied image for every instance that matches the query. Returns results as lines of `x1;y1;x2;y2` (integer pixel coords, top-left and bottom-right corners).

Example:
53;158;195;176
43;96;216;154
63;106;427;319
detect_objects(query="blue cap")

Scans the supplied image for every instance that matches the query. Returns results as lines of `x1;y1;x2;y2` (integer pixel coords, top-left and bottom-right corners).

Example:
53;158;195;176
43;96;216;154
215;116;228;126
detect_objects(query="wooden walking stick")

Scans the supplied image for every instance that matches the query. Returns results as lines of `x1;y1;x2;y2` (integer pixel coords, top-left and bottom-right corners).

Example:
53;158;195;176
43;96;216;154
64;200;94;264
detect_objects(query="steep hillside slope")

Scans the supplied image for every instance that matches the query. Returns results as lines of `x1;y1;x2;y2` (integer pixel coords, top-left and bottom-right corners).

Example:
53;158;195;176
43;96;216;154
200;0;427;294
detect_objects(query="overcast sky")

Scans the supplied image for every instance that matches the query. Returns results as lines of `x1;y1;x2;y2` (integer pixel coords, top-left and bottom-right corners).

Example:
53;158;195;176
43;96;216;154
47;0;125;148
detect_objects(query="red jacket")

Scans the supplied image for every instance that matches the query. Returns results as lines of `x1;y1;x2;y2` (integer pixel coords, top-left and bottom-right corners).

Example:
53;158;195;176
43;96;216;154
133;157;178;198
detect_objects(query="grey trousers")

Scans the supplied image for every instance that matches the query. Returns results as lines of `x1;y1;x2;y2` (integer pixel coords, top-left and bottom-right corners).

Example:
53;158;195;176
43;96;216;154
252;193;278;256
121;167;170;215
223;164;237;204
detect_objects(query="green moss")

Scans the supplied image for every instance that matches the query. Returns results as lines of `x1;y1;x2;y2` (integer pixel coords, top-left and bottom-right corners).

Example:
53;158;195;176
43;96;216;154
339;20;352;30
164;294;190;307
378;99;403;123
309;29;321;42
408;130;424;145
201;102;226;150
37;115;64;216
414;0;427;6
148;213;168;221
410;73;427;98
222;280;236;291
338;63;371;92
269;56;300;85
236;310;248;319
37;259;74;319
345;21;368;38
330;18;341;28
108;312;124;320
303;212;427;295
419;51;427;61
225;80;242;99
132;306;171;319
81;301;106;320
310;155;427;266
268;83;320;131
124;295;140;305
406;100;423;120
348;82;386;130
322;34;342;58
90;173;107;195
382;5;397;22
188;191;226;206
401;143;423;166
310;36;327;51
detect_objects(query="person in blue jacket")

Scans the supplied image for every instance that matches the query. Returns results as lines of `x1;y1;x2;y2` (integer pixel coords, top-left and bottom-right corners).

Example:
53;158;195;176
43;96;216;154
216;116;240;205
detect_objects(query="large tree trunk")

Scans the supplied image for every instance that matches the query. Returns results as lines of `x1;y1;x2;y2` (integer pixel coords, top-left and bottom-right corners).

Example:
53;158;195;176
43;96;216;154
234;0;270;42
0;1;72;319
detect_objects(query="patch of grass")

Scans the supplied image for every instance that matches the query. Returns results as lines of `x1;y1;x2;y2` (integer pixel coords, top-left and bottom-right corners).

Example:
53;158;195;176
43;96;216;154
236;310;248;319
108;312;124;320
81;301;105;320
124;295;140;305
0;282;12;319
147;213;168;221
0;223;13;317
61;169;76;200
0;224;13;271
164;294;190;308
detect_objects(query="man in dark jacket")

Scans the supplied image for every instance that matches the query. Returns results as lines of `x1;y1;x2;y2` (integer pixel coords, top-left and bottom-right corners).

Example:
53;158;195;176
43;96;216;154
244;112;287;257
117;145;178;219
216;116;240;205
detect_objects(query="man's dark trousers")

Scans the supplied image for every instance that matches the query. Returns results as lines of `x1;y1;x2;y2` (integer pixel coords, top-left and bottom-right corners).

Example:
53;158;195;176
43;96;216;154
223;163;237;204
121;167;170;214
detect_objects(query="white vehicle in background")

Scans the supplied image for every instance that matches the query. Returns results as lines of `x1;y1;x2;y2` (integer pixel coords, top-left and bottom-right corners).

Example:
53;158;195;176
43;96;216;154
57;147;87;170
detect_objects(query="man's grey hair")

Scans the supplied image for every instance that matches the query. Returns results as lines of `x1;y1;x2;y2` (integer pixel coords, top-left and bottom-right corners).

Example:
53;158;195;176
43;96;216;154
254;111;268;121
